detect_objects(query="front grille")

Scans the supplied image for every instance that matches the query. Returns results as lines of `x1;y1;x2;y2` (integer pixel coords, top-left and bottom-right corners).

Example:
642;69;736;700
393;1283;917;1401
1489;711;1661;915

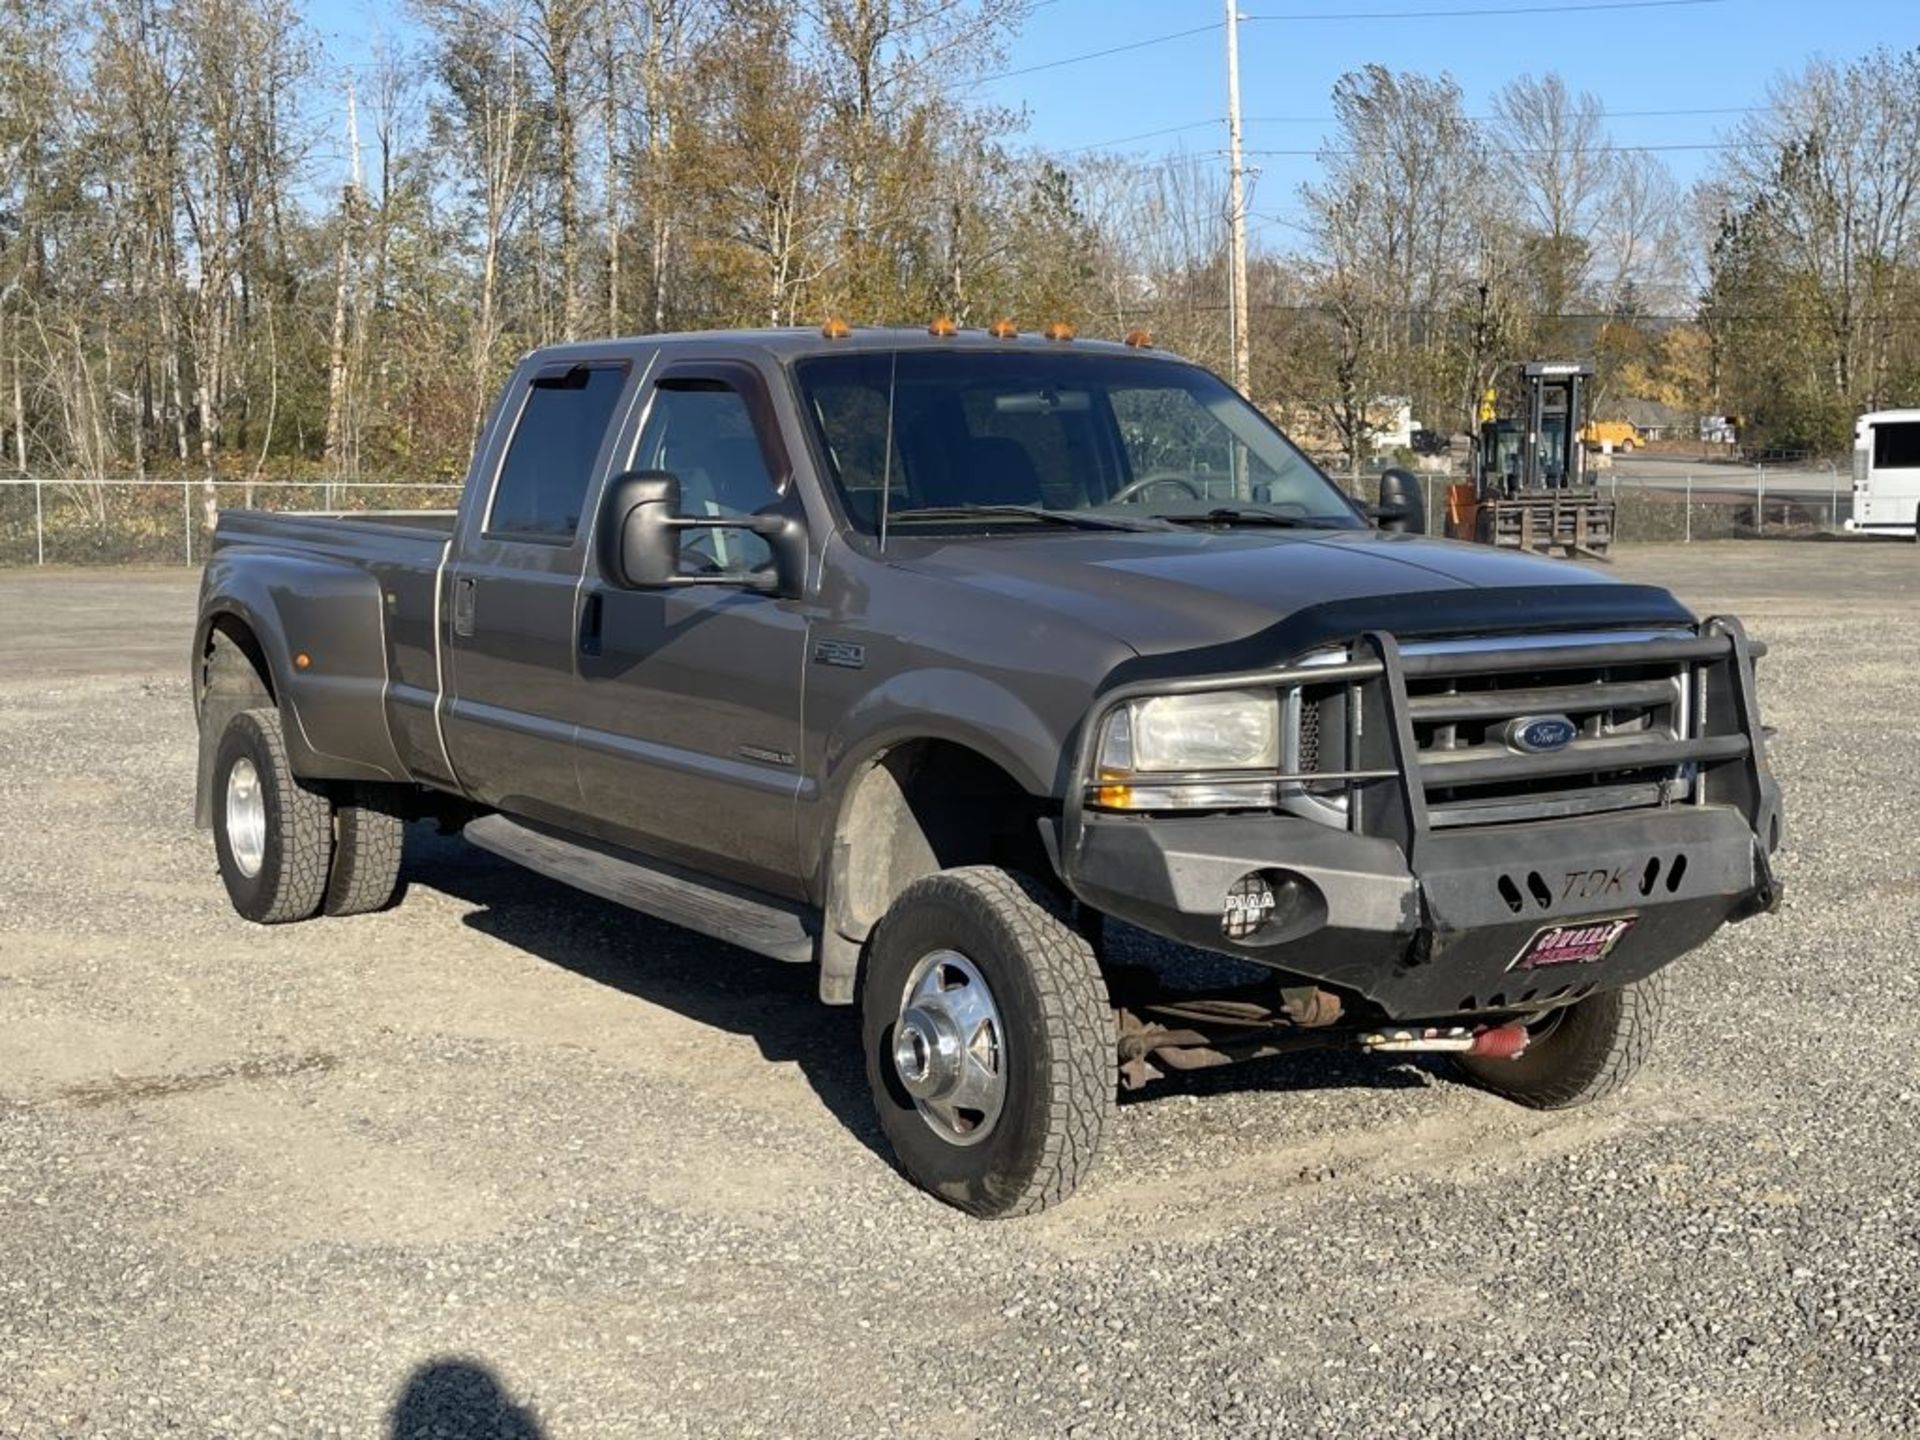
1295;690;1321;773
1398;633;1696;829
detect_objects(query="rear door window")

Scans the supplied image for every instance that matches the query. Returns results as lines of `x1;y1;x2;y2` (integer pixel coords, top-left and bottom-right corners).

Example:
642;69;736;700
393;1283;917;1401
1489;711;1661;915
486;363;630;540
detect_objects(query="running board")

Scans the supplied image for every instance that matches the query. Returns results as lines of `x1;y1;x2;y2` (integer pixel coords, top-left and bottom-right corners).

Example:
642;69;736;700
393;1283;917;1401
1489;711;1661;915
463;814;817;965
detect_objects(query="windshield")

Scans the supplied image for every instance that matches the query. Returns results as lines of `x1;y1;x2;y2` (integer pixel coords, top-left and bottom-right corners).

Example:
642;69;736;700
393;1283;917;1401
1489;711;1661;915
793;349;1362;534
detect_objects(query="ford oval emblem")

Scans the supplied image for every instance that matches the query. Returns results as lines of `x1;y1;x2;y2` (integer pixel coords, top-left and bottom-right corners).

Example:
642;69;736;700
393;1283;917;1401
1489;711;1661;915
1505;714;1579;753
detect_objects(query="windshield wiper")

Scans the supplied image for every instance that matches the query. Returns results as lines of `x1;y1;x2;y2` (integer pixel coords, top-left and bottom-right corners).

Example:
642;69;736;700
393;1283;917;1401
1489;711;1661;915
886;504;1168;533
1154;507;1344;530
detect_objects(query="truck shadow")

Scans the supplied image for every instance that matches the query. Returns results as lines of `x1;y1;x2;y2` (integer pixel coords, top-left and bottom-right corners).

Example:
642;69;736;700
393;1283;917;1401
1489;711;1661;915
406;828;1428;1162
404;826;892;1167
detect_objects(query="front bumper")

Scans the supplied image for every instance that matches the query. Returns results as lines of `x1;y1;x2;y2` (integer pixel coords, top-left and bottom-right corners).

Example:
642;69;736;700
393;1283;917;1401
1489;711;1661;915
1068;804;1775;1020
1063;616;1783;1021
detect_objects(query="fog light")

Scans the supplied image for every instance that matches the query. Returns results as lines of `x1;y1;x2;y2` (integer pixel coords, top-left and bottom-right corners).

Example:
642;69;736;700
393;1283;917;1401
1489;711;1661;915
1222;873;1277;940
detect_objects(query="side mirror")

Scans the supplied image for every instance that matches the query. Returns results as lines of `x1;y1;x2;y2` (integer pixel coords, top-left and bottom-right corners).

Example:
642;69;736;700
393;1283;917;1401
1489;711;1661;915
1376;468;1426;535
597;469;808;597
598;470;683;588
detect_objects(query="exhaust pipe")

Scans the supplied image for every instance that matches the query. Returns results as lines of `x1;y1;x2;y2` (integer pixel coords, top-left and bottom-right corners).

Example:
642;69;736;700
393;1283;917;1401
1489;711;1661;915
1359;1022;1530;1059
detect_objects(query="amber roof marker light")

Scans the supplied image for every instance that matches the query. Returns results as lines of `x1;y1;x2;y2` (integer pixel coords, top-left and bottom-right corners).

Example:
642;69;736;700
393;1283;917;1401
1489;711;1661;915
1123;328;1154;348
987;318;1019;340
1043;321;1076;342
927;316;958;338
820;316;852;340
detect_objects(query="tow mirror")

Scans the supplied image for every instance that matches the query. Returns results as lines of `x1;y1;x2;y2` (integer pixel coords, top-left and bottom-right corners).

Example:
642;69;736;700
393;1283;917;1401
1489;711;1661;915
597;469;806;597
1375;468;1426;535
599;470;683;588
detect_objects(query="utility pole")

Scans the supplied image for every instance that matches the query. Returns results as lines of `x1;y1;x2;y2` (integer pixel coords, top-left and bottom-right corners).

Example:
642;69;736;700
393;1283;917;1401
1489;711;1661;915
1224;0;1251;400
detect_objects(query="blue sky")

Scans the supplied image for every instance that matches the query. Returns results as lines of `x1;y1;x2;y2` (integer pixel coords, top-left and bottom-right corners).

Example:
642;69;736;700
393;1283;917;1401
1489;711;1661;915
975;0;1918;250
306;0;1916;252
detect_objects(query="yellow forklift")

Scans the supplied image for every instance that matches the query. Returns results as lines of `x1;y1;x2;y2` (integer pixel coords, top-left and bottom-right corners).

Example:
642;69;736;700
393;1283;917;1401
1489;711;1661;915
1447;361;1616;560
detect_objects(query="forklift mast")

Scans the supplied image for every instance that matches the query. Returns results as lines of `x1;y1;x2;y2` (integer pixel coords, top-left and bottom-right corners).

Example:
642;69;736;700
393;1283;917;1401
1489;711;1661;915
1474;361;1593;496
1521;360;1590;491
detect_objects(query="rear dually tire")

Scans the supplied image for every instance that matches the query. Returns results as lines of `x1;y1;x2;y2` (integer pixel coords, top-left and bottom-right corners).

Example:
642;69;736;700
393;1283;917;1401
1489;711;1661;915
211;707;333;924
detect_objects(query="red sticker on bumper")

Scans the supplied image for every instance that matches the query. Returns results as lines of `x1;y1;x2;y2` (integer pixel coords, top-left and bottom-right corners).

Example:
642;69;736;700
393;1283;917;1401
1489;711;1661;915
1510;915;1638;971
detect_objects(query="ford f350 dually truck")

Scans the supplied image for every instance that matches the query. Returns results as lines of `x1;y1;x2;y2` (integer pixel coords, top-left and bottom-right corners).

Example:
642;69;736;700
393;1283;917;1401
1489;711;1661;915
193;325;1783;1216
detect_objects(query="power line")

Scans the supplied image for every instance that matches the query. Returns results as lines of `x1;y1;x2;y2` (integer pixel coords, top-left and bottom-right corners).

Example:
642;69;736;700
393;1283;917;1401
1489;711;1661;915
1247;0;1722;18
969;22;1223;86
1246;104;1771;124
1057;103;1774;158
1247;140;1770;158
971;0;1725;88
1058;120;1223;157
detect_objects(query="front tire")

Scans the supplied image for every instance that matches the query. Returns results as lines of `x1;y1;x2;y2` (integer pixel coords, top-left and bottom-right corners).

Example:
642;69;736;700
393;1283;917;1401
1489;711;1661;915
211;708;333;924
1454;972;1668;1109
862;867;1114;1217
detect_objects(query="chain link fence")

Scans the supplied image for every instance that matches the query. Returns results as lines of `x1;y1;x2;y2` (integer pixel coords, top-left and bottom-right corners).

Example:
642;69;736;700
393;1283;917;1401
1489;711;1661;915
0;464;1857;567
1332;463;1853;545
0;478;465;566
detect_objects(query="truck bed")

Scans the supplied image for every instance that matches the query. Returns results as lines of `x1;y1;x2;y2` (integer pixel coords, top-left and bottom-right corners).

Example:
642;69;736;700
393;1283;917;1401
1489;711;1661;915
210;508;456;568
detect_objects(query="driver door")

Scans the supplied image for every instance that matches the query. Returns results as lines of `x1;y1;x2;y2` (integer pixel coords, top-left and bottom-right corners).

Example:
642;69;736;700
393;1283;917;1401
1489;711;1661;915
571;363;811;897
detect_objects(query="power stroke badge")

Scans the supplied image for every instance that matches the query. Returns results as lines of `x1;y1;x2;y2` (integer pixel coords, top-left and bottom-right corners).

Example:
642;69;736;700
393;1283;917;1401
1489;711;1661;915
1509;915;1638;972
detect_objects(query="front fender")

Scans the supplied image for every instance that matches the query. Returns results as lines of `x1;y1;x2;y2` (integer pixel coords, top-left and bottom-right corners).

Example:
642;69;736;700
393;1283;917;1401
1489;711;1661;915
802;667;1072;882
196;548;406;785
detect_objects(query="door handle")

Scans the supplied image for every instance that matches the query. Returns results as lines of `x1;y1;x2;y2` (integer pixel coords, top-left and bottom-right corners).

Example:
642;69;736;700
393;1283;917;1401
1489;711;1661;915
579;592;603;656
453;577;476;637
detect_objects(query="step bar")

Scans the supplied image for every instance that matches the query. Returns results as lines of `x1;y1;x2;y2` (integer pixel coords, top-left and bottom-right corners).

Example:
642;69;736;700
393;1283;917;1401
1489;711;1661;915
464;814;817;965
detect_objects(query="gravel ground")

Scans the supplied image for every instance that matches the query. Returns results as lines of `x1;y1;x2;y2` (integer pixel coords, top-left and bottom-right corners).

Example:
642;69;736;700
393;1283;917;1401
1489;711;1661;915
1;544;1916;1439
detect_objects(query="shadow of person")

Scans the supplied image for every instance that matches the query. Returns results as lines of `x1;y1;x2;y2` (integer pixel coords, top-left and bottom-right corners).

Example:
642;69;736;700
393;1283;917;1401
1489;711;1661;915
389;1359;543;1440
404;825;892;1167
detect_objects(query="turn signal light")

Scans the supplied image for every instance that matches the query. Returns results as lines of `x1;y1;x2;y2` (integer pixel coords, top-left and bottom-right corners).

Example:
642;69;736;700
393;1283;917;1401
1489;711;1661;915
821;316;851;340
927;316;958;338
988;318;1018;340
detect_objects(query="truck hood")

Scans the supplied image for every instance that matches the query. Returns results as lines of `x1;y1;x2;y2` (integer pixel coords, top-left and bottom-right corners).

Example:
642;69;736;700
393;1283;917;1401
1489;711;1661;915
892;527;1693;661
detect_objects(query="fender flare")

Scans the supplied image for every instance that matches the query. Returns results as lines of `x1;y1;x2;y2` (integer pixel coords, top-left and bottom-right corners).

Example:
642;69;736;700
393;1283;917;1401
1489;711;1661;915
804;670;1074;1003
195;550;406;789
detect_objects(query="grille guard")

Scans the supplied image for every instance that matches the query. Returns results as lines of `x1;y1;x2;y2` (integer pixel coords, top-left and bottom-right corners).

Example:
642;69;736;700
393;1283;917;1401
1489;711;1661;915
1066;617;1782;868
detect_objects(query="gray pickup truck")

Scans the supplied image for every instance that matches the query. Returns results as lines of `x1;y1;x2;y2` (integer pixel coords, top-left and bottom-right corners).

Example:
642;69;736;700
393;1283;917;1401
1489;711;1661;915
193;325;1783;1216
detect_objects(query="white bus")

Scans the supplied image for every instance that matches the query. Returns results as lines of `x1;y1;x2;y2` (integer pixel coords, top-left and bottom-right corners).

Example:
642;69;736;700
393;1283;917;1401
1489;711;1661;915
1846;409;1920;537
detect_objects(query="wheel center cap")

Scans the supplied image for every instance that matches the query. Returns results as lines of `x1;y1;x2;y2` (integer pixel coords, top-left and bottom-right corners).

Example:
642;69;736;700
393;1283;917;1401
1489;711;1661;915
893;1006;963;1101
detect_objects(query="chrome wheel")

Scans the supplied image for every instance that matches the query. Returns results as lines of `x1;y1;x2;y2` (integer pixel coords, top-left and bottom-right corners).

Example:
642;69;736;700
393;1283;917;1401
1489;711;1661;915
225;757;267;879
893;950;1006;1147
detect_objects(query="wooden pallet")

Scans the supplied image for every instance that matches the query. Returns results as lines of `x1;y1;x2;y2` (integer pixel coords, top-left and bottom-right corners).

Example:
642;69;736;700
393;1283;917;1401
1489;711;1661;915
1476;491;1615;560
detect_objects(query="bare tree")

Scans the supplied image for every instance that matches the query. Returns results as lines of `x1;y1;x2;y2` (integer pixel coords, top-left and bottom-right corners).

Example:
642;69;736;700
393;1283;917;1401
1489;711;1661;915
423;0;540;439
1491;72;1613;325
1713;49;1920;416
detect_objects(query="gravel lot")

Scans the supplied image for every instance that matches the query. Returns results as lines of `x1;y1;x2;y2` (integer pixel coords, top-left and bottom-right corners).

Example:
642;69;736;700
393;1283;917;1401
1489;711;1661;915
2;542;1916;1439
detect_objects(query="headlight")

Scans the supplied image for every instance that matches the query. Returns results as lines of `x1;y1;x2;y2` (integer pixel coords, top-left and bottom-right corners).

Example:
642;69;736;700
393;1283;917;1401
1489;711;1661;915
1104;690;1279;772
1093;690;1280;811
